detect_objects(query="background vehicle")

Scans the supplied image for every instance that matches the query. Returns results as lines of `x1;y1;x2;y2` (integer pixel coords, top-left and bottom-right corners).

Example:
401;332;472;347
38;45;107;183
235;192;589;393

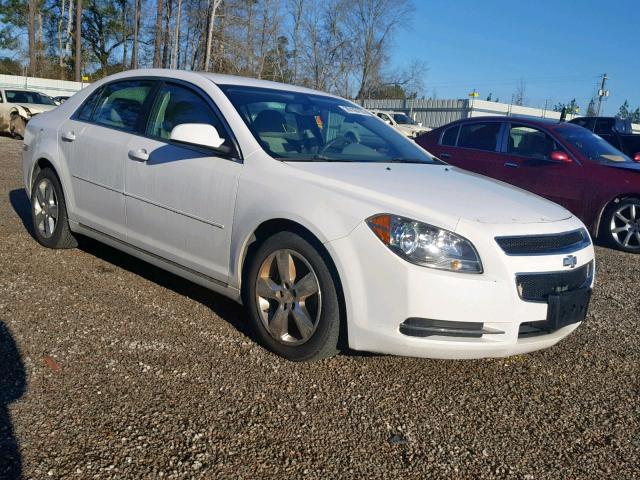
0;88;58;139
569;116;640;161
370;109;431;137
53;95;71;104
22;70;594;362
417;117;640;253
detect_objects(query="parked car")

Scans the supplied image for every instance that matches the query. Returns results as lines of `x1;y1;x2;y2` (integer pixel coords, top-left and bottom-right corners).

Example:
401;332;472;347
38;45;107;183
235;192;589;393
569;116;640;161
22;70;594;361
417;116;640;253
370;109;431;138
0;88;58;138
53;95;71;104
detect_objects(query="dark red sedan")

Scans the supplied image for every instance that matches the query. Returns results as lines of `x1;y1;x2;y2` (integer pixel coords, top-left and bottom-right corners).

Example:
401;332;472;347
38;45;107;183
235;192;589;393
416;116;640;253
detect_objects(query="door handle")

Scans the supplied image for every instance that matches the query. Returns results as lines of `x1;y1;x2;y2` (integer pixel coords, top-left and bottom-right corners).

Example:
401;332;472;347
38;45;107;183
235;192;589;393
440;153;451;159
128;148;149;162
61;131;76;142
504;162;519;168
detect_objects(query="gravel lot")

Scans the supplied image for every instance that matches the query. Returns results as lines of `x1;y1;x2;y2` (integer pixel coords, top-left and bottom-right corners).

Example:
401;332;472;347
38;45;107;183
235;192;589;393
0;134;638;479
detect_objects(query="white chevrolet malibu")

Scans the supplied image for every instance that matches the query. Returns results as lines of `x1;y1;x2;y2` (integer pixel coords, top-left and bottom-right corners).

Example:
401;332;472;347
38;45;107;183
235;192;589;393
22;69;595;361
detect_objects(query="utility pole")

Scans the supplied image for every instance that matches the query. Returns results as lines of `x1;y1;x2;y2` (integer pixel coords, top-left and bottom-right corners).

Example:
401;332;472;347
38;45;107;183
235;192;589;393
75;0;82;82
596;73;609;116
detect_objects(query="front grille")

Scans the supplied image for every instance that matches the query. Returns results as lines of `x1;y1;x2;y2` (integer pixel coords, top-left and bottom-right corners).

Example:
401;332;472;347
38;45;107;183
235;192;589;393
516;261;593;302
496;229;590;255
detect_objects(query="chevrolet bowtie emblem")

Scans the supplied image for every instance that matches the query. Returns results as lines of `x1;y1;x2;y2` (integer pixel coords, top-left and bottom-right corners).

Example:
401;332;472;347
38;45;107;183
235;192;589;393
563;255;577;268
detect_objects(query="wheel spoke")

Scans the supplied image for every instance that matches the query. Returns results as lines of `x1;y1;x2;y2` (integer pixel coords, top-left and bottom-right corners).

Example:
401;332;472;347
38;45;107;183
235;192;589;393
36;184;46;205
268;305;289;339
612;226;628;234
256;277;281;300
48;204;58;220
615;211;630;223
631;204;637;220
291;303;314;340
294;272;319;298
635;232;640;246
45;183;54;203
275;250;295;285
623;231;633;247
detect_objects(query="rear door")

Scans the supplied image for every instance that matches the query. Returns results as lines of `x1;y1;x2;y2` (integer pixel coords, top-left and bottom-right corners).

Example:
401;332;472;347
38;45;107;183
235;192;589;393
124;81;242;283
60;79;156;238
436;121;506;177
500;123;586;217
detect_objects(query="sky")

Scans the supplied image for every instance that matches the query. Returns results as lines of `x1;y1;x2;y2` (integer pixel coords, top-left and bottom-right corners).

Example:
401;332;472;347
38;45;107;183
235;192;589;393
392;0;640;115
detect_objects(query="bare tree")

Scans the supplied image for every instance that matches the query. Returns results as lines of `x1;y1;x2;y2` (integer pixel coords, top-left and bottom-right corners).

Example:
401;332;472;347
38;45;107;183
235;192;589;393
203;0;222;71
130;0;140;68
75;0;82;81
170;0;183;68
513;78;526;106
28;0;37;75
153;0;163;67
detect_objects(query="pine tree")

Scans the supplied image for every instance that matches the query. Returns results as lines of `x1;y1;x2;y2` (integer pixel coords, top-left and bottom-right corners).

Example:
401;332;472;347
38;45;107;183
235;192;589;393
617;100;630;119
586;98;597;116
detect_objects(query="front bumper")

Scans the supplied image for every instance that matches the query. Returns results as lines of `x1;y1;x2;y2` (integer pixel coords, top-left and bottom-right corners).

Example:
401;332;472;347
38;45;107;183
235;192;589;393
326;216;595;359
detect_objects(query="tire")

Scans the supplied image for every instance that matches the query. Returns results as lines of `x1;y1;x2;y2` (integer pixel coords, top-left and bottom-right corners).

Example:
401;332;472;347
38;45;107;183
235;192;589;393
30;168;78;249
245;231;341;361
601;197;640;253
9;114;26;140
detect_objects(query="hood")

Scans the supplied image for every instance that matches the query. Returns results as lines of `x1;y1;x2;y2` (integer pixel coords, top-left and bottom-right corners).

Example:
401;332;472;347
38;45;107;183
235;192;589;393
16;103;57;115
284;162;572;226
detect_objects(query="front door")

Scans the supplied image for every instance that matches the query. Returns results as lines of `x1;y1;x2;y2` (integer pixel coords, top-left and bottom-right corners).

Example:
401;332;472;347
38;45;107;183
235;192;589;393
124;81;242;283
501;123;586;218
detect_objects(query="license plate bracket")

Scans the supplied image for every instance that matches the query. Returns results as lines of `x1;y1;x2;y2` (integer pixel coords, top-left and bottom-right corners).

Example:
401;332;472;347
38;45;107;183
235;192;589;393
546;287;591;331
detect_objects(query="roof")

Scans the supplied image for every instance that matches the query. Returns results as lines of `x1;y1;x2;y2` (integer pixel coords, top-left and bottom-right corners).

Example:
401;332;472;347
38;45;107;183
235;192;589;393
442;115;579;130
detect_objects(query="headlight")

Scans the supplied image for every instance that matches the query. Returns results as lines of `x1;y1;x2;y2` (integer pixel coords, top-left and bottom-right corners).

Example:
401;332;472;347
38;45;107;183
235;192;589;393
366;214;483;273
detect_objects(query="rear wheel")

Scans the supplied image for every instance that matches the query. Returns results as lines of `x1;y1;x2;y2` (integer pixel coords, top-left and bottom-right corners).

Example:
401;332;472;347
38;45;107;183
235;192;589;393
602;198;640;253
30;168;78;249
246;232;341;361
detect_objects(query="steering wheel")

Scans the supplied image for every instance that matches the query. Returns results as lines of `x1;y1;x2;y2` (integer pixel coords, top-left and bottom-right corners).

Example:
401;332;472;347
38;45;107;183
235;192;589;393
318;135;357;156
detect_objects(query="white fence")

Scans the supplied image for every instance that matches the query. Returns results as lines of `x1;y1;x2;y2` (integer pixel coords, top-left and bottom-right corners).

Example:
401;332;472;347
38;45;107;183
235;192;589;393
0;74;88;98
1;74;639;133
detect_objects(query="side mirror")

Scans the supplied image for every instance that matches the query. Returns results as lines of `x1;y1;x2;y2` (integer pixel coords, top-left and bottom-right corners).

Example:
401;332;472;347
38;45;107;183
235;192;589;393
170;123;226;150
549;151;572;163
633;152;640;163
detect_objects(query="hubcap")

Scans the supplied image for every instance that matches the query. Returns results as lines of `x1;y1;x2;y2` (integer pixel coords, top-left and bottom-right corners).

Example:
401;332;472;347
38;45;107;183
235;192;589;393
610;202;640;249
33;178;58;239
256;249;321;346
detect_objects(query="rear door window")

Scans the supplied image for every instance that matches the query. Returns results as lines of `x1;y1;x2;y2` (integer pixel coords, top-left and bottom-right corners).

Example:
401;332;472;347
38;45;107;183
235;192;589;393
440;125;459;146
91;80;155;131
457;122;501;151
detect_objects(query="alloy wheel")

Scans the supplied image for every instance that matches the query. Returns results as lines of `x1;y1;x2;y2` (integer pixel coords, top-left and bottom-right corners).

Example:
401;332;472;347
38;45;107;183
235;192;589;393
33;178;58;238
610;201;640;250
255;249;322;346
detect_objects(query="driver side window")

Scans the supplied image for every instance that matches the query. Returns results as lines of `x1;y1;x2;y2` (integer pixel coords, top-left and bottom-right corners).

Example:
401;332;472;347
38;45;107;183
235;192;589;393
508;125;560;160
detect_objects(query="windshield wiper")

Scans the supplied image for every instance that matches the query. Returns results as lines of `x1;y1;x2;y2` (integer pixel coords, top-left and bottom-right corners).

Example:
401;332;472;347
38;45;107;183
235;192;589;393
389;158;427;164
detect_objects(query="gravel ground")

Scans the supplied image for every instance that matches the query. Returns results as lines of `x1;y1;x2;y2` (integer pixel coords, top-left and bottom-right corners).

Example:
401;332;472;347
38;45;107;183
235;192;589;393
0;134;638;480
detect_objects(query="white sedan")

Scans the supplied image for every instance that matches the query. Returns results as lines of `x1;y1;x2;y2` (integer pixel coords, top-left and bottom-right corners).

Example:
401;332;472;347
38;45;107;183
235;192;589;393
0;88;58;138
21;69;595;361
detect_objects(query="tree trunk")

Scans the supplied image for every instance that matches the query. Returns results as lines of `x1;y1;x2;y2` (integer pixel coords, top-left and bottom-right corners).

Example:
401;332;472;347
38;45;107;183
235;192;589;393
131;0;141;69
122;1;128;70
75;0;82;82
171;0;182;69
204;0;222;72
162;0;172;68
153;0;164;67
28;0;37;76
58;0;66;77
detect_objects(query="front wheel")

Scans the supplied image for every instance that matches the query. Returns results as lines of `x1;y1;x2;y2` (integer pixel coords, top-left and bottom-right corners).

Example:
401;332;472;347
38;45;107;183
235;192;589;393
10;114;26;139
602;198;640;253
246;232;341;361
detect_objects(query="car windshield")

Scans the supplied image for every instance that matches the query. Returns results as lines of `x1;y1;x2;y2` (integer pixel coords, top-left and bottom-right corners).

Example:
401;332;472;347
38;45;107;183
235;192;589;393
219;85;439;164
557;126;632;163
5;90;56;106
393;113;417;125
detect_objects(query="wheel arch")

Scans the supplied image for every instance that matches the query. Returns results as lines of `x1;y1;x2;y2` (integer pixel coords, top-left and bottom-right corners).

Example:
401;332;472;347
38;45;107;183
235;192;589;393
30;157;58;191
237;217;348;346
594;193;640;238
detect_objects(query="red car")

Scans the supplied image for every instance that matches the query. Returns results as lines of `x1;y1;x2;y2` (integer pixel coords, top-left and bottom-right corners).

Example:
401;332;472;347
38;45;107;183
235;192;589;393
417;117;640;253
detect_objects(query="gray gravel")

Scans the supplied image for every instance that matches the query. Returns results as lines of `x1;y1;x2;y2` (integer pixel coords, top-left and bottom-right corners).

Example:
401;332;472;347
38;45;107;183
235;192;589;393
0;134;638;479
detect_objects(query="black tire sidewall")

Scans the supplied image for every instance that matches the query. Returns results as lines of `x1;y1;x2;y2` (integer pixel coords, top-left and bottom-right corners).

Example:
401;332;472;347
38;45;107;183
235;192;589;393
30;168;70;248
602;198;640;253
246;232;340;361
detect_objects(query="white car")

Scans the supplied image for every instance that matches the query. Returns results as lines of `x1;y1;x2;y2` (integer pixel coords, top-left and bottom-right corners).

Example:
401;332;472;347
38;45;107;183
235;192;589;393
21;69;595;361
370;109;431;138
0;88;58;138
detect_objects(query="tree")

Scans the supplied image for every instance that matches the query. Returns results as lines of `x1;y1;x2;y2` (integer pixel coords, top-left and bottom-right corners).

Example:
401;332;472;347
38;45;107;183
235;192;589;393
631;108;640;124
485;92;492;101
553;98;579;115
586;97;597;116
617;100;630;119
153;0;163;67
203;0;223;71
512;78;526;106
